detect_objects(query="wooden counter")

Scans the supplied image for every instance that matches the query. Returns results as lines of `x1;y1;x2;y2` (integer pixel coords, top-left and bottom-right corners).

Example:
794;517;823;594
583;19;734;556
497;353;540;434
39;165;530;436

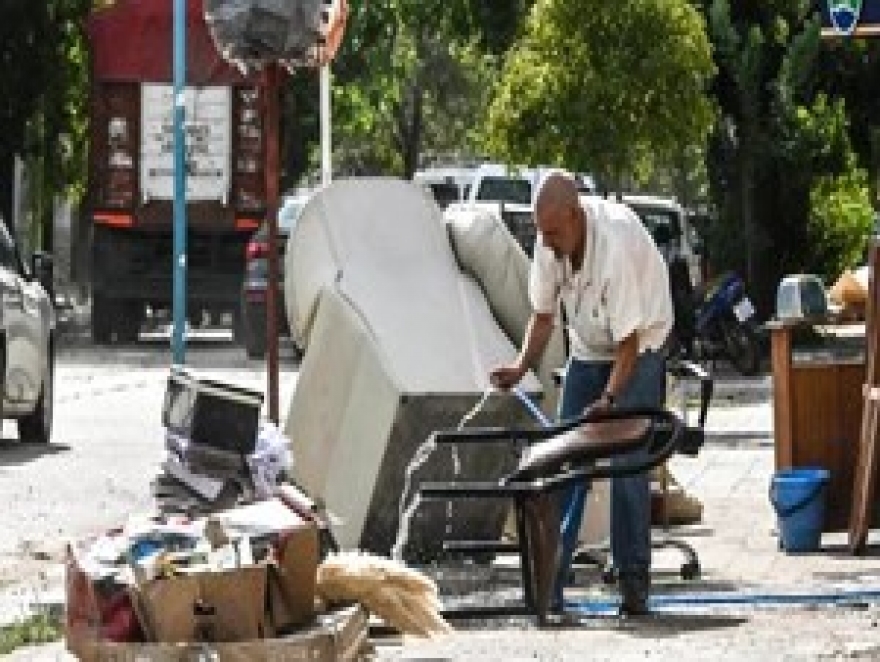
770;319;872;532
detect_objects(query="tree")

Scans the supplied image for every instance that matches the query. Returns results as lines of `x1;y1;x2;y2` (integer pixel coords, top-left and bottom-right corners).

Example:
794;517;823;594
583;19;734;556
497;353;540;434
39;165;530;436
323;0;497;178
813;38;880;208
696;1;880;313
0;0;92;249
701;1;826;303
283;0;532;183
483;0;716;191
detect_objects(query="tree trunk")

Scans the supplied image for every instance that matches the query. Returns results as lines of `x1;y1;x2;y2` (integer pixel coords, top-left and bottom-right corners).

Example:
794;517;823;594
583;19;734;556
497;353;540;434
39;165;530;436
402;84;423;179
740;136;757;290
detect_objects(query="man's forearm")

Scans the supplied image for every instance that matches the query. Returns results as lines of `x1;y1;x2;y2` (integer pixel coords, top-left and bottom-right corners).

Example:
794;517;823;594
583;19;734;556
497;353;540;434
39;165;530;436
516;313;555;373
605;332;639;399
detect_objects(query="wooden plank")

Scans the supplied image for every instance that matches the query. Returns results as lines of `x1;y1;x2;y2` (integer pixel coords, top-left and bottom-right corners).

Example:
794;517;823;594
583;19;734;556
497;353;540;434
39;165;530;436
771;325;794;468
849;240;880;553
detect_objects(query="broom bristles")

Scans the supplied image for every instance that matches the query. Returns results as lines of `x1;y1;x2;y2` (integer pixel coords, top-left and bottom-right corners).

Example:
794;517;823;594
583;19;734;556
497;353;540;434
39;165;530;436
316;551;452;637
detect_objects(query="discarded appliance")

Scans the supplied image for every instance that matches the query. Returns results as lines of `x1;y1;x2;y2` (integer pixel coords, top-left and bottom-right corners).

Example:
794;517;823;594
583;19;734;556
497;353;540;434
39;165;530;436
154;367;301;519
283;178;546;560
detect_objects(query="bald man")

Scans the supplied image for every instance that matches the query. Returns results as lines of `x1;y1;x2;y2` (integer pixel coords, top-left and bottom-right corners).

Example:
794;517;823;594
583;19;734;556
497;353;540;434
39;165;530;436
490;173;673;615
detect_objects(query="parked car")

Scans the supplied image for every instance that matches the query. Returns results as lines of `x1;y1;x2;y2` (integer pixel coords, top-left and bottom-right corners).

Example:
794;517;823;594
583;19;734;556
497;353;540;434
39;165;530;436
240;195;307;359
0;220;55;443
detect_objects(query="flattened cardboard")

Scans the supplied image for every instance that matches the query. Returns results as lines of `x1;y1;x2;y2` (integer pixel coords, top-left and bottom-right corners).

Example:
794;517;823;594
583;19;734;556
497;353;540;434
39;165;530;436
71;603;368;662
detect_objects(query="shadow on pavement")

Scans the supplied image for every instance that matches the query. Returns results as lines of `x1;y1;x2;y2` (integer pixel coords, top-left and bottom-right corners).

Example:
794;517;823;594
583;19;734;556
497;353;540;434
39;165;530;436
607;612;749;636
704;431;773;447
815;542;880;560
0;440;71;467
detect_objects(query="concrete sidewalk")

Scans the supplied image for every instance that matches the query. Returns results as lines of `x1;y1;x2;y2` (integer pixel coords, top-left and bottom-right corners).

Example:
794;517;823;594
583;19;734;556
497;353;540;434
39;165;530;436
370;374;880;660
12;374;880;660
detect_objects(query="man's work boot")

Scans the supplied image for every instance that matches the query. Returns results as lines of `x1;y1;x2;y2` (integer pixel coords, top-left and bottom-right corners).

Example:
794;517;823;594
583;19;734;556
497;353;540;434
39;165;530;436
618;571;651;616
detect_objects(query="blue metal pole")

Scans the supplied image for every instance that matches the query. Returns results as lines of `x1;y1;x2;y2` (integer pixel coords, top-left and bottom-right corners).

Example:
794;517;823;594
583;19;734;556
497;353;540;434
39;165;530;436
172;0;187;364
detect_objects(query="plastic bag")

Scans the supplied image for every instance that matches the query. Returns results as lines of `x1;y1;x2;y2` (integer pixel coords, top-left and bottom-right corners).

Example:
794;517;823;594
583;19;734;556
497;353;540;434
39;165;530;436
246;421;294;498
203;0;326;73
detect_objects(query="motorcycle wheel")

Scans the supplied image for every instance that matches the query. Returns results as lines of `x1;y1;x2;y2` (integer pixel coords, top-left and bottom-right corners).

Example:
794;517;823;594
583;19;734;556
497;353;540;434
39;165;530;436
720;317;761;376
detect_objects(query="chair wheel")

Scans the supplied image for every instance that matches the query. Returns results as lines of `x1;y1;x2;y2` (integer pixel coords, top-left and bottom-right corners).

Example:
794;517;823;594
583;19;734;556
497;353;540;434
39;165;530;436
680;562;700;580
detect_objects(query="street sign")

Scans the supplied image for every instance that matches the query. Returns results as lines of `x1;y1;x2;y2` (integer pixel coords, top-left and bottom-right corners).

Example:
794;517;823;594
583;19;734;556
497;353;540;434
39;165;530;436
821;0;880;37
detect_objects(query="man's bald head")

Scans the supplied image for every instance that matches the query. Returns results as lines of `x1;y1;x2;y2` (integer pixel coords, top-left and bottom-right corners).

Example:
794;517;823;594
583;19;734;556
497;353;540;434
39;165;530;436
535;172;580;218
534;172;585;262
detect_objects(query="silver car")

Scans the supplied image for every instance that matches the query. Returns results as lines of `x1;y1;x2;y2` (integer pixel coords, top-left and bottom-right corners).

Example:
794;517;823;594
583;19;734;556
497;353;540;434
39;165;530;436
0;221;55;443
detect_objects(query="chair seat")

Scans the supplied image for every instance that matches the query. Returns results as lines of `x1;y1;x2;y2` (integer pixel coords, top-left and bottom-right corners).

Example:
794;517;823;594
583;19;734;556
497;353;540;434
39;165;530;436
512;417;651;480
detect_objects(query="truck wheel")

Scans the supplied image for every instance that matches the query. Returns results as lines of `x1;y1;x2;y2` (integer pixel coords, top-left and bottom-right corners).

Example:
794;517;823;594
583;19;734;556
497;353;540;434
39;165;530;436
232;307;245;343
115;300;141;343
92;294;113;344
19;349;53;444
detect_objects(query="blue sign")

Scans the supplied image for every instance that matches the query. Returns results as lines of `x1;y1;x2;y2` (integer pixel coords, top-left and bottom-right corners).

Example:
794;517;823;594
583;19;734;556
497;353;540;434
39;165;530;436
821;0;880;36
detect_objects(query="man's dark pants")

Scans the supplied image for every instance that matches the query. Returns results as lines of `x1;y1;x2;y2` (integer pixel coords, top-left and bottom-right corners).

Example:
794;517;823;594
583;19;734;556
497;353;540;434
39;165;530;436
555;350;666;607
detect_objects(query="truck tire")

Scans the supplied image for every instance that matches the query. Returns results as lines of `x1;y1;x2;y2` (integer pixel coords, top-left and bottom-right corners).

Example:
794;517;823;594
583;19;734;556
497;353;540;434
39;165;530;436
115;300;141;343
92;293;113;344
232;307;245;344
19;347;53;444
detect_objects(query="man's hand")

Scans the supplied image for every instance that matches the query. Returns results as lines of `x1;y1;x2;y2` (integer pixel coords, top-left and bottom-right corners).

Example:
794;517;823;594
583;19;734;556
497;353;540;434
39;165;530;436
585;392;614;417
490;365;526;390
490;312;554;391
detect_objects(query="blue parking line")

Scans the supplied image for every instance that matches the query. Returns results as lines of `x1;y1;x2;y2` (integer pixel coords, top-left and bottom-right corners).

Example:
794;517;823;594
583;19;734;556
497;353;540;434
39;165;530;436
567;588;880;614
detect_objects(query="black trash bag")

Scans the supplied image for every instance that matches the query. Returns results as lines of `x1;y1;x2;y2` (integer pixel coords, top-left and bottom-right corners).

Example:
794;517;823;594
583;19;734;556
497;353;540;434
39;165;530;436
204;0;326;72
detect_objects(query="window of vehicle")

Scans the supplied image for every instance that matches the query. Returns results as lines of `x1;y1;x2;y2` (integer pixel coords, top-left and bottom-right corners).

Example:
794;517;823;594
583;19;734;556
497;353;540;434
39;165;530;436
426;182;461;209
475;176;532;206
627;206;682;247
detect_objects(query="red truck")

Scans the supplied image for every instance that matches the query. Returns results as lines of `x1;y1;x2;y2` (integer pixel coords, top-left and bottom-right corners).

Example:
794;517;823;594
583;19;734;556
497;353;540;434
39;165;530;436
86;0;267;343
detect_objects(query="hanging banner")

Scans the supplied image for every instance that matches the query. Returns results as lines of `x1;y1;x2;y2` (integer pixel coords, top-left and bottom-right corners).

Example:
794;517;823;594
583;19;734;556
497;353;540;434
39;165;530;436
821;0;880;37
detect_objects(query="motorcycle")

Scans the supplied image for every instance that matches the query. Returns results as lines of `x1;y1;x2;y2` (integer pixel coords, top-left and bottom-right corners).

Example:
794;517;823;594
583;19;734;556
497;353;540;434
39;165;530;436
669;258;763;376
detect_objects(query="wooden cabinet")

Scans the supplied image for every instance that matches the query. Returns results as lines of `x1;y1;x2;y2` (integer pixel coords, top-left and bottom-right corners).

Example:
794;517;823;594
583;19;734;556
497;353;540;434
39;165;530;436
770;320;872;532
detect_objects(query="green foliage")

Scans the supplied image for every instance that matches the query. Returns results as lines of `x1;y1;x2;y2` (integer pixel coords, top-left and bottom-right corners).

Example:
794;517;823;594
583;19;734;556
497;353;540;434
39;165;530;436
484;0;716;189
0;613;63;655
699;0;829;312
807;167;874;280
0;0;92;246
304;0;501;179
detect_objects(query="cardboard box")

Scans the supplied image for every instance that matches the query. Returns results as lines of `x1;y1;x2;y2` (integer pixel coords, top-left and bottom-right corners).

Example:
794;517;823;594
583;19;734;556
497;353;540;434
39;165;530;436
213;498;320;632
73;603;369;662
67;500;321;656
135;565;268;643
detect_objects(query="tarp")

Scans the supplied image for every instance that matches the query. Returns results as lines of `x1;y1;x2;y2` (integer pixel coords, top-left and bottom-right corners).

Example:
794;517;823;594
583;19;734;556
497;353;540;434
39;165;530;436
87;0;248;84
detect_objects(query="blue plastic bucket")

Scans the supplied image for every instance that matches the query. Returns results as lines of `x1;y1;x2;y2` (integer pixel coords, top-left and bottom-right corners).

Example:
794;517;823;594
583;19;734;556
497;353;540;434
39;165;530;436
769;467;830;553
